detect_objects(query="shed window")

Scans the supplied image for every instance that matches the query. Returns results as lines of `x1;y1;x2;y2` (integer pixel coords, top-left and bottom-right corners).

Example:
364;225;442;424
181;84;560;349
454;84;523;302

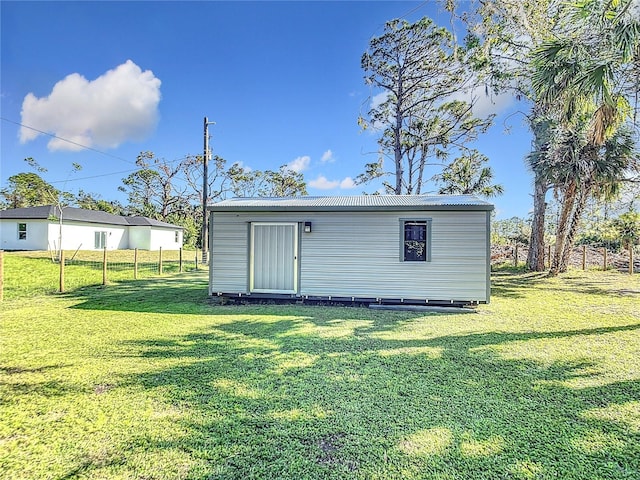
18;223;27;240
175;230;180;243
401;220;431;262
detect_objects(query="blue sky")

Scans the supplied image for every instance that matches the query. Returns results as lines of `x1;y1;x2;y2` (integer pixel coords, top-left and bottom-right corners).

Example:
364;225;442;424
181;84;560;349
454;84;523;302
1;1;533;219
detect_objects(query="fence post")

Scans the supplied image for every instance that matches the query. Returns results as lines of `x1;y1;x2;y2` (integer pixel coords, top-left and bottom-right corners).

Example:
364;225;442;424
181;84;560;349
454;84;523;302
59;250;65;293
514;244;518;267
630;245;635;275
603;247;607;271
195;250;198;270
102;247;107;285
179;247;183;273
582;245;586;271
134;248;138;280
0;250;4;302
159;247;163;275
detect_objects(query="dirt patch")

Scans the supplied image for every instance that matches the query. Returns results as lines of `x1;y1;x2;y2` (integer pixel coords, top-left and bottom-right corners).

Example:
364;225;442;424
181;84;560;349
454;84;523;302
94;383;115;395
310;433;358;472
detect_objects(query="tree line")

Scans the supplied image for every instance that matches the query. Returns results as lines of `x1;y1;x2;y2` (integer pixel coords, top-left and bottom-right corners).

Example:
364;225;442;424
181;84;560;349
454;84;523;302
0;155;307;248
358;0;639;274
2;0;638;270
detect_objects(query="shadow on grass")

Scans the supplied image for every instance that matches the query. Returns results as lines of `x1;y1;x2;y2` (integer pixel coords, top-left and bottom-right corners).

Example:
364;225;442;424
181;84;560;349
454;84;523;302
491;269;640;300
67;270;211;314
66;270;450;326
490;270;549;298
38;269;640;478
108;317;640;479
0;364;81;402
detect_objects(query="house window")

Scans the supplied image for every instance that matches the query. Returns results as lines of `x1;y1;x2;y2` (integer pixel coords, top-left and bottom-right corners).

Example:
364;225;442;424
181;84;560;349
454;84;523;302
401;220;431;262
95;231;107;249
18;223;27;240
175;230;180;243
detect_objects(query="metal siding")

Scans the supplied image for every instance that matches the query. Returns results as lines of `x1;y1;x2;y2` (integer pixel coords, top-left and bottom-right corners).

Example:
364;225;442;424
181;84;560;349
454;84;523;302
299;212;487;301
210;213;250;293
210;210;489;302
485;211;492;303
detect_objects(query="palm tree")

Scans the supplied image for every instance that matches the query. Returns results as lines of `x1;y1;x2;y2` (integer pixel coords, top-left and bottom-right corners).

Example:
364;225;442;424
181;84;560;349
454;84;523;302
547;123;636;274
532;0;639;135
530;0;640;273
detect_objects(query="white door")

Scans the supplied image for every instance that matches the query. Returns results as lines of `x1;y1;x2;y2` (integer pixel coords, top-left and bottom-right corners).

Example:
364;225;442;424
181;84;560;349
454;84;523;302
250;223;298;294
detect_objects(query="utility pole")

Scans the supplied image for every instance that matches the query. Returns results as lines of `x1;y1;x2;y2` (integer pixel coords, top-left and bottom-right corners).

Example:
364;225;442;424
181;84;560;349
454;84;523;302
202;117;215;264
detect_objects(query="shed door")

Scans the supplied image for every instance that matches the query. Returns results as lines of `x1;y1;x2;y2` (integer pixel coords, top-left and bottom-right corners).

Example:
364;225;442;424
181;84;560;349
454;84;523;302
250;223;298;294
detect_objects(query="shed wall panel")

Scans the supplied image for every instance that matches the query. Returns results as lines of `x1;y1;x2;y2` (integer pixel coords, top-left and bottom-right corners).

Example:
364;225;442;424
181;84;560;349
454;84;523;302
210;210;489;302
210;216;249;293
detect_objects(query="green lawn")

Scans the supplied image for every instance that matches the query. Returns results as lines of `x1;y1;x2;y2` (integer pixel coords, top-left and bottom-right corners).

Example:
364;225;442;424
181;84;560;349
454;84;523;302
1;260;639;479
1;250;199;299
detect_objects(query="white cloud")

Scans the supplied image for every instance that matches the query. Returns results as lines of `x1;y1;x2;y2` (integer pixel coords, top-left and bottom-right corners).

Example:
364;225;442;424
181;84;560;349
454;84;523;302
368;91;392;131
371;91;390;110
309;175;339;190
449;88;514;118
472;91;514;118
20;60;161;151
309;175;356;190
339;177;356;189
321;149;334;163
286;155;311;173
232;161;253;172
368;84;513;127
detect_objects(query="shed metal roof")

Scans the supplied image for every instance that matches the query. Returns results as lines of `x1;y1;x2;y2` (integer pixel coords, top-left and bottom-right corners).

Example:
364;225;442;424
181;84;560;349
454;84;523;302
209;195;493;212
0;205;183;229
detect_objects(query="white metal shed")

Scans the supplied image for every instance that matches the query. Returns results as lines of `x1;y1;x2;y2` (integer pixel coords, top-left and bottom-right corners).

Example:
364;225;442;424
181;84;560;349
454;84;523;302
208;195;493;305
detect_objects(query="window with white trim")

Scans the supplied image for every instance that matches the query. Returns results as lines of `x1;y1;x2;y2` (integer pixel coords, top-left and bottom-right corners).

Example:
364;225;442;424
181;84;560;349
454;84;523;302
95;231;107;249
18;223;27;240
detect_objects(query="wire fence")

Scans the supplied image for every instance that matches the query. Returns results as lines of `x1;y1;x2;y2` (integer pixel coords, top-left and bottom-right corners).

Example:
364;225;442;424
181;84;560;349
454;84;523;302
0;248;206;301
1;243;637;302
491;243;639;274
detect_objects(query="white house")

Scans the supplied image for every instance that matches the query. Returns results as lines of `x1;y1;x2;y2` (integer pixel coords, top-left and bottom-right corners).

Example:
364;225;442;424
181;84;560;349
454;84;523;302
207;195;493;306
0;205;183;251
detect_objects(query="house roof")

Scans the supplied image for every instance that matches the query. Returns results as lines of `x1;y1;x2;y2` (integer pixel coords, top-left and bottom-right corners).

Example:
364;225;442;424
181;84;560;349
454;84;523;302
209;195;494;212
0;205;183;229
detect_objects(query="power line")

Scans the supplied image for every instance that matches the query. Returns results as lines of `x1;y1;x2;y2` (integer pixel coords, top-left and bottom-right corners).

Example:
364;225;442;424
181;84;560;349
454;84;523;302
368;1;430;37
1;116;203;185
46;160;201;187
399;1;430;20
1;117;136;165
46;168;141;185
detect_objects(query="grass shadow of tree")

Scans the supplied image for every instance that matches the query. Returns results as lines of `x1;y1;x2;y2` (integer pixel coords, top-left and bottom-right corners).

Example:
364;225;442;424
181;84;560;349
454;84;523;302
491;269;640;300
111;318;640;479
67;270;211;314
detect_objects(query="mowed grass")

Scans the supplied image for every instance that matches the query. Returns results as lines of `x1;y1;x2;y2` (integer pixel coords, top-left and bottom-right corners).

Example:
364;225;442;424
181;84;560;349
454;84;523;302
1;250;199;299
1;257;639;479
